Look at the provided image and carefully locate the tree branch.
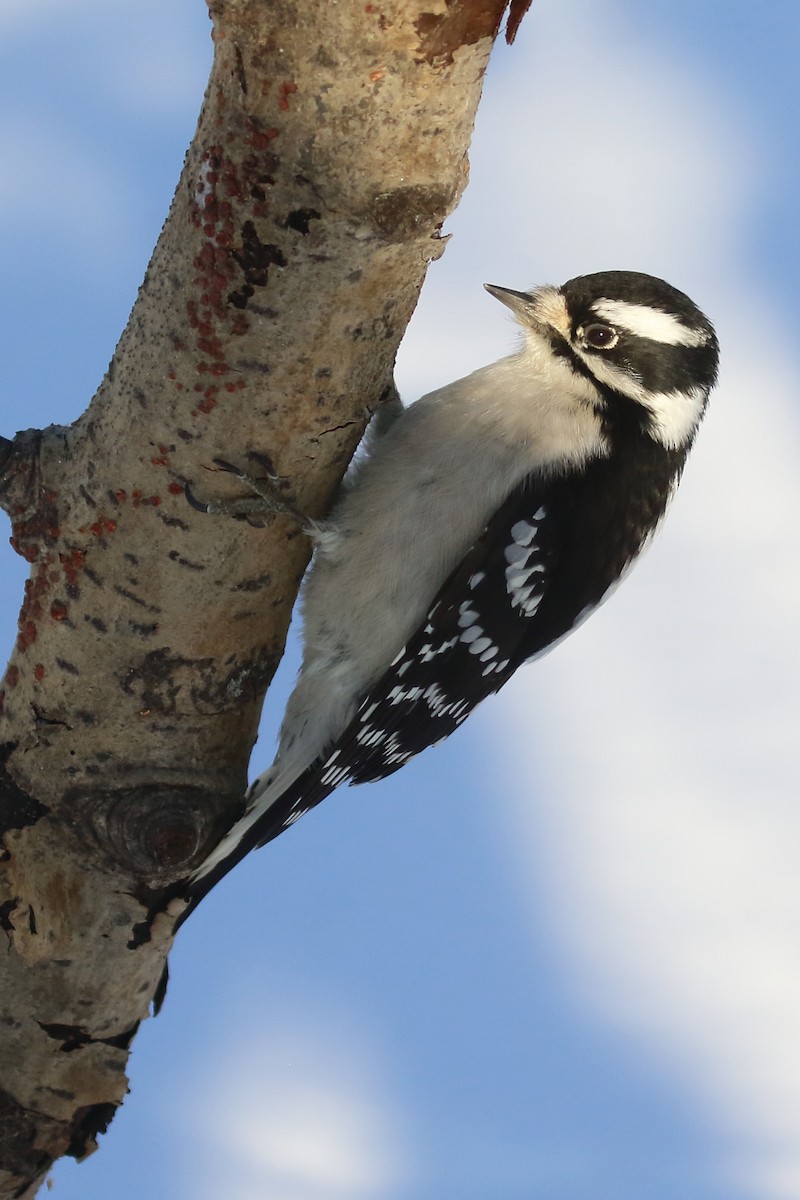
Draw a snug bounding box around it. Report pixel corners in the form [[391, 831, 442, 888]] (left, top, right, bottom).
[[0, 0, 525, 1193]]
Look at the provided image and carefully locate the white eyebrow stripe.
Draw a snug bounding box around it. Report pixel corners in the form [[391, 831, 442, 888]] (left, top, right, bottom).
[[592, 299, 709, 347]]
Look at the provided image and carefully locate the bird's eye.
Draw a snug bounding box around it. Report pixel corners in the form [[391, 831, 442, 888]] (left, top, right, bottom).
[[580, 322, 618, 350]]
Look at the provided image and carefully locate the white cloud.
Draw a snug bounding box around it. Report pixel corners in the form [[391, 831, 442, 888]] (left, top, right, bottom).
[[399, 0, 759, 399], [397, 0, 800, 1196], [186, 1017, 410, 1200]]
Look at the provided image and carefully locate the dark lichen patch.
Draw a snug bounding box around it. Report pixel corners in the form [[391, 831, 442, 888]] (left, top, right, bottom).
[[283, 207, 321, 235], [0, 751, 48, 838], [229, 221, 287, 308], [66, 1101, 118, 1161], [370, 184, 454, 242]]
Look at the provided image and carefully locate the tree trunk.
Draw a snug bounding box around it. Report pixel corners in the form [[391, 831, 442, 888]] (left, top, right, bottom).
[[0, 0, 526, 1193]]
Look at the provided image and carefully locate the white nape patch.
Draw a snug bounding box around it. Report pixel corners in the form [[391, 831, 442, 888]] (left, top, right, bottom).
[[645, 386, 709, 447], [576, 350, 708, 448], [593, 299, 709, 347]]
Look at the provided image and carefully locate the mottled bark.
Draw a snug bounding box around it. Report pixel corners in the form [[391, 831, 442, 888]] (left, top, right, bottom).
[[0, 0, 524, 1193]]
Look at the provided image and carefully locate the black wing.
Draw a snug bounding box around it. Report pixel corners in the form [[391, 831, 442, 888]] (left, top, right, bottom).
[[255, 437, 683, 822], [246, 468, 604, 841], [179, 446, 682, 916]]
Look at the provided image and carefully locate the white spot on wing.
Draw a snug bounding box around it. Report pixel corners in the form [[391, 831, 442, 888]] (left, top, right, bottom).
[[504, 543, 530, 565], [511, 520, 537, 546]]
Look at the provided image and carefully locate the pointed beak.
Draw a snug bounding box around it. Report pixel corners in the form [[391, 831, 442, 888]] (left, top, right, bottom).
[[484, 283, 535, 319], [484, 282, 569, 339]]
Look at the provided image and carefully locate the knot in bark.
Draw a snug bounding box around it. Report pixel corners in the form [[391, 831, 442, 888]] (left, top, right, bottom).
[[81, 784, 228, 880]]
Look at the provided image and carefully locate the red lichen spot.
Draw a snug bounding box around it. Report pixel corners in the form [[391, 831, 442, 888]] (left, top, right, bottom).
[[278, 81, 297, 110], [209, 362, 230, 377], [34, 664, 45, 682], [370, 68, 386, 82], [115, 490, 128, 502], [104, 519, 117, 533], [11, 542, 39, 564], [198, 337, 223, 358], [151, 456, 169, 467], [17, 620, 37, 653], [50, 601, 68, 621], [6, 666, 19, 689], [60, 548, 85, 587], [168, 481, 184, 496], [149, 496, 162, 506], [197, 396, 217, 414], [231, 314, 250, 336], [251, 128, 279, 150], [222, 172, 243, 199]]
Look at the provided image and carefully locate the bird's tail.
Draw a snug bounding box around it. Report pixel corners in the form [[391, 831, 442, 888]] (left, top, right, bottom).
[[173, 756, 339, 927]]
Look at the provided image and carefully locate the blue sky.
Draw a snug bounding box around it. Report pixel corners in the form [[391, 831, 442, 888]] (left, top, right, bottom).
[[2, 2, 799, 1197]]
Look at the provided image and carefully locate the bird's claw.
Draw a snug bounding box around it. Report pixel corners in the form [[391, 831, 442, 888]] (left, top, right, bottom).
[[184, 452, 312, 532], [184, 481, 211, 514]]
